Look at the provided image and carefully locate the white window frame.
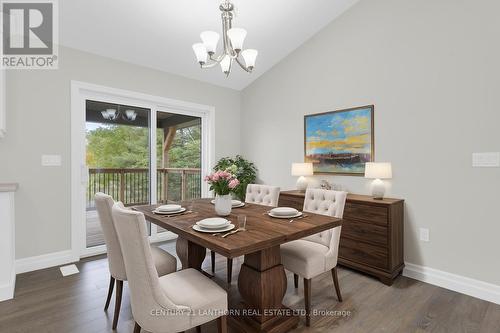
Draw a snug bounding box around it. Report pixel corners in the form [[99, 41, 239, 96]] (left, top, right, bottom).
[[70, 81, 215, 258], [0, 70, 6, 138]]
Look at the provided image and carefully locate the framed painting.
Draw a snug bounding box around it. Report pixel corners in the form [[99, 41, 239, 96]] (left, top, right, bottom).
[[304, 105, 374, 175]]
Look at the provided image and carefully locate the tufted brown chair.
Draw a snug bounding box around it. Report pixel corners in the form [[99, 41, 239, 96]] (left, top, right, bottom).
[[210, 184, 280, 284], [280, 188, 347, 326]]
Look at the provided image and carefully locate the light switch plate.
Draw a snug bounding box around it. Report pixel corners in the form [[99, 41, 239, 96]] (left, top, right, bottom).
[[420, 228, 430, 242], [472, 152, 500, 167], [41, 154, 62, 166]]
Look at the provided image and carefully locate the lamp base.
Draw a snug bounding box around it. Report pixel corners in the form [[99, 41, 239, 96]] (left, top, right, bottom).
[[296, 176, 308, 191], [371, 178, 386, 199]]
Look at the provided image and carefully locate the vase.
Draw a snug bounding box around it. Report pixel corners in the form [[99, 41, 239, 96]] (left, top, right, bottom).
[[214, 194, 232, 216]]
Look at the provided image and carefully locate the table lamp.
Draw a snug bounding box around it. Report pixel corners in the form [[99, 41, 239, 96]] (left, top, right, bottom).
[[291, 162, 313, 191], [364, 162, 392, 199]]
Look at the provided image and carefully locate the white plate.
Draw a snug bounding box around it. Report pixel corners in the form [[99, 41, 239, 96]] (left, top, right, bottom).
[[153, 207, 186, 215], [210, 199, 244, 207], [268, 211, 303, 219], [197, 217, 230, 229], [193, 224, 235, 233], [270, 207, 299, 216], [157, 204, 182, 212]]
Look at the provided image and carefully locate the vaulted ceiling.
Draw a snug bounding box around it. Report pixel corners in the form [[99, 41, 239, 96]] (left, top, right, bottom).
[[60, 0, 359, 90]]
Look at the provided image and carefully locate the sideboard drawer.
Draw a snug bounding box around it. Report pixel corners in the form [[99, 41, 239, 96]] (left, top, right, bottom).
[[342, 218, 388, 247], [344, 202, 388, 225], [339, 237, 388, 270], [278, 196, 303, 211]]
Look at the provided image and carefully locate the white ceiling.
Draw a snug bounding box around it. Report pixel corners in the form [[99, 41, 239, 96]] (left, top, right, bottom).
[[60, 0, 359, 91]]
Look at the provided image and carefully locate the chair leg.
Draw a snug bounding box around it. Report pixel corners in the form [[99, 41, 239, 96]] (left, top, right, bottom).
[[104, 276, 115, 311], [211, 251, 216, 273], [112, 280, 123, 330], [227, 258, 233, 284], [217, 315, 227, 333], [331, 267, 343, 302], [294, 274, 299, 288], [133, 322, 141, 333], [304, 278, 311, 327]]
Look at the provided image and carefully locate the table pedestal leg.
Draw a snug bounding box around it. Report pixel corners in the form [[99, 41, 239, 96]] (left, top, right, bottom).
[[175, 237, 206, 270], [230, 246, 299, 333]]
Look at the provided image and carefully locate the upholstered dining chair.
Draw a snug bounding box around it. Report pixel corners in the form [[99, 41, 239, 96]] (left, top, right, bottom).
[[111, 203, 228, 333], [210, 184, 280, 284], [280, 188, 347, 326], [94, 193, 178, 330]]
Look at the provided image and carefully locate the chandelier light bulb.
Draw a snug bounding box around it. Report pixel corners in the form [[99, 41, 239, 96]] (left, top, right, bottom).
[[101, 109, 117, 120], [241, 49, 258, 70], [200, 31, 220, 55], [220, 55, 231, 74], [125, 110, 137, 121], [192, 43, 208, 64], [227, 28, 247, 52]]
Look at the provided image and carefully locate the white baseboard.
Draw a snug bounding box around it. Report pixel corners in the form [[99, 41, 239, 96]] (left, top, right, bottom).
[[0, 270, 16, 302], [403, 262, 500, 305], [15, 250, 79, 275]]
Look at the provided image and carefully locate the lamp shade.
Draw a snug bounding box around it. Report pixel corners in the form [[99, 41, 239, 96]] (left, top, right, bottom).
[[200, 31, 219, 54], [364, 162, 392, 179], [291, 163, 314, 176], [227, 28, 247, 51], [192, 43, 208, 64], [220, 55, 231, 73], [241, 49, 258, 69]]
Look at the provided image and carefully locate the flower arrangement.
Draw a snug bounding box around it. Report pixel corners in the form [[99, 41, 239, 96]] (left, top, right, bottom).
[[204, 170, 240, 196], [214, 155, 257, 201]]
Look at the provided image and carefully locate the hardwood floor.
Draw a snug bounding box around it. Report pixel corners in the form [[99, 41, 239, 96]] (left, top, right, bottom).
[[0, 241, 498, 333]]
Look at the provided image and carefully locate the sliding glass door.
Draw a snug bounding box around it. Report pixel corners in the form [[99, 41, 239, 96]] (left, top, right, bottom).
[[85, 100, 151, 248], [83, 102, 203, 248], [155, 111, 202, 233]]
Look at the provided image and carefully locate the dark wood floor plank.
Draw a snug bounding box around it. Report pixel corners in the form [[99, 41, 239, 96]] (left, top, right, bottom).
[[0, 240, 498, 333]]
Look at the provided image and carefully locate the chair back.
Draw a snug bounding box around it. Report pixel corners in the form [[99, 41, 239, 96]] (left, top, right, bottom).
[[111, 203, 187, 332], [94, 192, 127, 280], [302, 188, 347, 251], [245, 184, 280, 207]]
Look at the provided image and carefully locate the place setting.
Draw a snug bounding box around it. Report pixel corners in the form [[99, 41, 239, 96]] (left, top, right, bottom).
[[152, 203, 194, 217], [266, 207, 308, 222], [193, 214, 247, 238]]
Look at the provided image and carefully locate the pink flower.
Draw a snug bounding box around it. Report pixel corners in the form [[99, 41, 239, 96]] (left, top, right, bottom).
[[204, 175, 212, 182], [228, 178, 240, 189], [212, 173, 220, 181]]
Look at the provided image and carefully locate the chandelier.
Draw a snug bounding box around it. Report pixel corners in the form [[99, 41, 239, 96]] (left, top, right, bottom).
[[192, 0, 258, 77], [101, 108, 137, 121]]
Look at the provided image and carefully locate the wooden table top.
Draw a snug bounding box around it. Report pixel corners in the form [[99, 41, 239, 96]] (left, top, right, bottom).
[[134, 198, 342, 258]]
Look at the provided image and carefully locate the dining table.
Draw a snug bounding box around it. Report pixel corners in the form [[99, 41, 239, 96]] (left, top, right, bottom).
[[134, 198, 342, 333]]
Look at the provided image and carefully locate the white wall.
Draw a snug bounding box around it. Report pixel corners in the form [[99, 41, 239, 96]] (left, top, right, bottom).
[[241, 0, 500, 285], [0, 46, 241, 259]]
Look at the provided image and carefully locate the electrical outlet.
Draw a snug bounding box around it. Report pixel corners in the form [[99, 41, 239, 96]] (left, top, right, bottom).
[[420, 228, 430, 242]]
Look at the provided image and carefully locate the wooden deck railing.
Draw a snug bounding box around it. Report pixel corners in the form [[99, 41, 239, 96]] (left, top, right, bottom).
[[86, 168, 201, 210]]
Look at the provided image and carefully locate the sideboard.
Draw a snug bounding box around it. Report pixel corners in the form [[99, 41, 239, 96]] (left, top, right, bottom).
[[279, 190, 404, 285]]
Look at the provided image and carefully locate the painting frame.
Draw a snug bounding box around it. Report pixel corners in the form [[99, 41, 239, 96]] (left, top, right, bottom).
[[304, 105, 375, 176]]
